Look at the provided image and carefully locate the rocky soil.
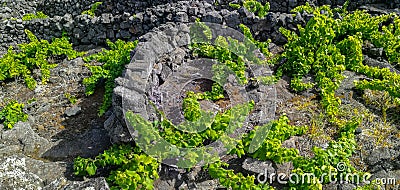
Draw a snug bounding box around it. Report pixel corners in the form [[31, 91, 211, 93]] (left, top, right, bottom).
[[0, 0, 399, 189]]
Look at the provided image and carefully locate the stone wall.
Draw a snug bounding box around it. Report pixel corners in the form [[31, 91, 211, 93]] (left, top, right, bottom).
[[0, 0, 398, 53], [0, 0, 40, 20]]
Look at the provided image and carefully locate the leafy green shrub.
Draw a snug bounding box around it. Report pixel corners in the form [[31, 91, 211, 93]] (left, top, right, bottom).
[[191, 38, 248, 84], [243, 0, 270, 18], [190, 22, 271, 85], [81, 2, 103, 17], [182, 91, 203, 122], [290, 118, 361, 189], [229, 3, 241, 9], [83, 39, 138, 116], [74, 144, 159, 190], [355, 180, 383, 190], [182, 82, 225, 122], [231, 114, 308, 162], [207, 161, 274, 190], [207, 115, 305, 190], [64, 92, 77, 105], [160, 101, 254, 148], [22, 11, 48, 21], [0, 30, 83, 90], [0, 100, 28, 129]]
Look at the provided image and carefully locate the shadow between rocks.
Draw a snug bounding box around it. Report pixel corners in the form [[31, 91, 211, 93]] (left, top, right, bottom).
[[41, 86, 112, 179]]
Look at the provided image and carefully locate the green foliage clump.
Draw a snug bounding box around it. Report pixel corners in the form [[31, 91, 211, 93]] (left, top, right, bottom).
[[83, 39, 138, 116], [74, 144, 159, 190], [190, 23, 271, 85], [182, 91, 203, 122], [290, 118, 361, 189], [0, 30, 83, 90], [231, 114, 308, 162], [0, 100, 28, 129], [191, 36, 248, 84], [229, 3, 241, 9], [363, 15, 400, 64], [207, 115, 305, 190], [22, 11, 48, 21], [276, 3, 400, 120], [122, 93, 254, 167], [160, 101, 254, 148], [73, 99, 252, 189], [64, 92, 77, 105], [243, 0, 270, 18], [354, 63, 400, 103], [81, 2, 103, 17], [182, 82, 225, 122]]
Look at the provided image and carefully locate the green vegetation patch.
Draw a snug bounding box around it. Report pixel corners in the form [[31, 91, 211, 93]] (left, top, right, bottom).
[[83, 39, 138, 116], [190, 21, 272, 85], [229, 3, 241, 9], [243, 0, 270, 18], [74, 144, 159, 190], [182, 83, 224, 122], [207, 160, 274, 190], [228, 0, 271, 18], [0, 100, 28, 129], [64, 92, 77, 105], [0, 30, 83, 90], [81, 2, 103, 17], [22, 11, 48, 21]]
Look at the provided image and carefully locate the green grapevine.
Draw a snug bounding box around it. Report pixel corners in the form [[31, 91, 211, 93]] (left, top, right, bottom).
[[83, 39, 138, 116], [0, 100, 28, 129], [0, 30, 83, 90], [74, 144, 159, 190], [22, 11, 48, 21]]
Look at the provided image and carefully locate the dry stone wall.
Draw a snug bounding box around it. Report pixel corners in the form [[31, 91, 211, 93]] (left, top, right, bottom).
[[0, 0, 398, 53]]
